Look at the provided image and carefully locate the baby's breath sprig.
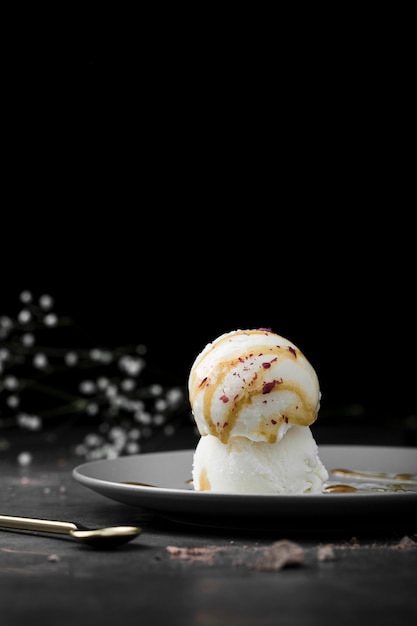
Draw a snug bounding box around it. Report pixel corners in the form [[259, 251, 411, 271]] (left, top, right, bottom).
[[0, 291, 186, 461]]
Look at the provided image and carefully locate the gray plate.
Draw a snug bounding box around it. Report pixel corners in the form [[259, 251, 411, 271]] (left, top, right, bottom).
[[73, 446, 417, 531]]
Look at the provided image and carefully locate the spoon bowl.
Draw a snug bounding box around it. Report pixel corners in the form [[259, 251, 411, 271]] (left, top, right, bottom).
[[0, 514, 142, 548], [70, 525, 142, 548]]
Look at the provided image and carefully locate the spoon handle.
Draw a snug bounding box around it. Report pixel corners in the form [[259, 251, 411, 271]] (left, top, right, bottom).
[[0, 514, 78, 535]]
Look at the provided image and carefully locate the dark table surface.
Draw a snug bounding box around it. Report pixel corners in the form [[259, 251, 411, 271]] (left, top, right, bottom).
[[1, 424, 416, 626]]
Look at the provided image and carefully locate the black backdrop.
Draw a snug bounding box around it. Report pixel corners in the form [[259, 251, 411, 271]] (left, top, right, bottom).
[[2, 23, 415, 430], [3, 227, 415, 426]]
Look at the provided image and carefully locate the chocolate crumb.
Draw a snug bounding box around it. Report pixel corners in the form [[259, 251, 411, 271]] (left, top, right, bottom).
[[166, 545, 224, 564], [318, 544, 336, 561], [394, 536, 417, 550], [252, 539, 304, 571]]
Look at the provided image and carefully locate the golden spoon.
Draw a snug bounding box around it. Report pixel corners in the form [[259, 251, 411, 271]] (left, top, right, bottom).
[[0, 514, 142, 548]]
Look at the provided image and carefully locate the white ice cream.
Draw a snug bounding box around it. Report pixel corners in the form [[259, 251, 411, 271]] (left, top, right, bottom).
[[192, 426, 328, 494], [189, 328, 328, 494]]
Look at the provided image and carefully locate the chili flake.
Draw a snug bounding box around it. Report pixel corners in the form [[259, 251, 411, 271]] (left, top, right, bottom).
[[262, 381, 276, 394]]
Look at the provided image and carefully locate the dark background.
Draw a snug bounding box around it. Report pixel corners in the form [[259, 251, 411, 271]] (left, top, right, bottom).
[[2, 15, 415, 436]]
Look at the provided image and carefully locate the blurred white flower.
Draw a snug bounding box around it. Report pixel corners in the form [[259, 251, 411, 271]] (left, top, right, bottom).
[[19, 291, 33, 304], [0, 291, 187, 461], [43, 313, 58, 327], [39, 294, 54, 310], [22, 333, 35, 347], [18, 309, 32, 324], [17, 451, 32, 466], [65, 351, 78, 366], [33, 353, 48, 369]]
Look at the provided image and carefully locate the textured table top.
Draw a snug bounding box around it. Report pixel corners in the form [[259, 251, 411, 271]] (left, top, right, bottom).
[[1, 426, 416, 626]]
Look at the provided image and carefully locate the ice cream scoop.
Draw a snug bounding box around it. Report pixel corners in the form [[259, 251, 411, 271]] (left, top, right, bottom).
[[189, 328, 328, 494], [189, 328, 321, 445], [192, 427, 328, 494]]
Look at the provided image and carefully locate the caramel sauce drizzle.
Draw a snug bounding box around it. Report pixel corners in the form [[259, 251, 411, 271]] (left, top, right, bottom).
[[331, 468, 417, 482], [123, 470, 417, 494], [121, 466, 416, 495], [190, 339, 318, 444], [323, 484, 358, 493], [323, 468, 417, 493]]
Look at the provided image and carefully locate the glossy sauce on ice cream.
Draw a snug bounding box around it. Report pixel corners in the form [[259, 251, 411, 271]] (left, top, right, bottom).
[[189, 329, 321, 444]]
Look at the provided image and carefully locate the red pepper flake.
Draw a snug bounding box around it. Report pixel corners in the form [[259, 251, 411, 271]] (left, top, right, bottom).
[[258, 328, 272, 333], [262, 381, 276, 394], [288, 346, 297, 358], [220, 394, 229, 403], [262, 362, 271, 369], [284, 416, 289, 423], [262, 377, 284, 393], [222, 422, 228, 429], [199, 377, 208, 388], [271, 419, 277, 425]]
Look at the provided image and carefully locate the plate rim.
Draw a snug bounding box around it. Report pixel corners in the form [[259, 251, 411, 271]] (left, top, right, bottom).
[[72, 445, 417, 530], [72, 444, 417, 501]]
